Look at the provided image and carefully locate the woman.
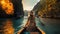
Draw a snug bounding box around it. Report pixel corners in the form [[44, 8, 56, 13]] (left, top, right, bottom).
[[25, 11, 36, 32]]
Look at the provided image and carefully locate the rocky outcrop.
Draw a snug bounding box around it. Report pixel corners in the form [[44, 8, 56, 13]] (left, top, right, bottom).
[[33, 0, 60, 18], [11, 0, 24, 18]]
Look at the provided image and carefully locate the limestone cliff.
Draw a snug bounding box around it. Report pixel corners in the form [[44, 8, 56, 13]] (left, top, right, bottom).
[[33, 0, 60, 18]]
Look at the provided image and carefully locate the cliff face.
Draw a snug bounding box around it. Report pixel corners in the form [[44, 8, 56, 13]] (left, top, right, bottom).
[[33, 0, 60, 18], [0, 0, 24, 18], [11, 0, 24, 17]]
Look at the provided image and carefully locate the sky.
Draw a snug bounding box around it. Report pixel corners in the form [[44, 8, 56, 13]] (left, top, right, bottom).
[[22, 0, 40, 11]]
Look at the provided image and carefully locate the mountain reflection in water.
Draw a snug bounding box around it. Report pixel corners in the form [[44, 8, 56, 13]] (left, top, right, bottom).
[[0, 17, 25, 34]]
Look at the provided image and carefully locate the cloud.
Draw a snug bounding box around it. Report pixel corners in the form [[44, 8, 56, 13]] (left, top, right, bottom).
[[22, 0, 40, 10]]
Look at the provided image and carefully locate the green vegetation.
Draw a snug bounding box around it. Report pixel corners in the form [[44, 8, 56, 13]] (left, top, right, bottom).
[[33, 0, 60, 18]]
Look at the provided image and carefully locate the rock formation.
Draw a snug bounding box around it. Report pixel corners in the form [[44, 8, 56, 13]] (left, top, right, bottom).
[[33, 0, 60, 18]]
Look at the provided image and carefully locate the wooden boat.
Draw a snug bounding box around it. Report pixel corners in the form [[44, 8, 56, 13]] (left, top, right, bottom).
[[17, 27, 45, 34], [17, 11, 45, 34]]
